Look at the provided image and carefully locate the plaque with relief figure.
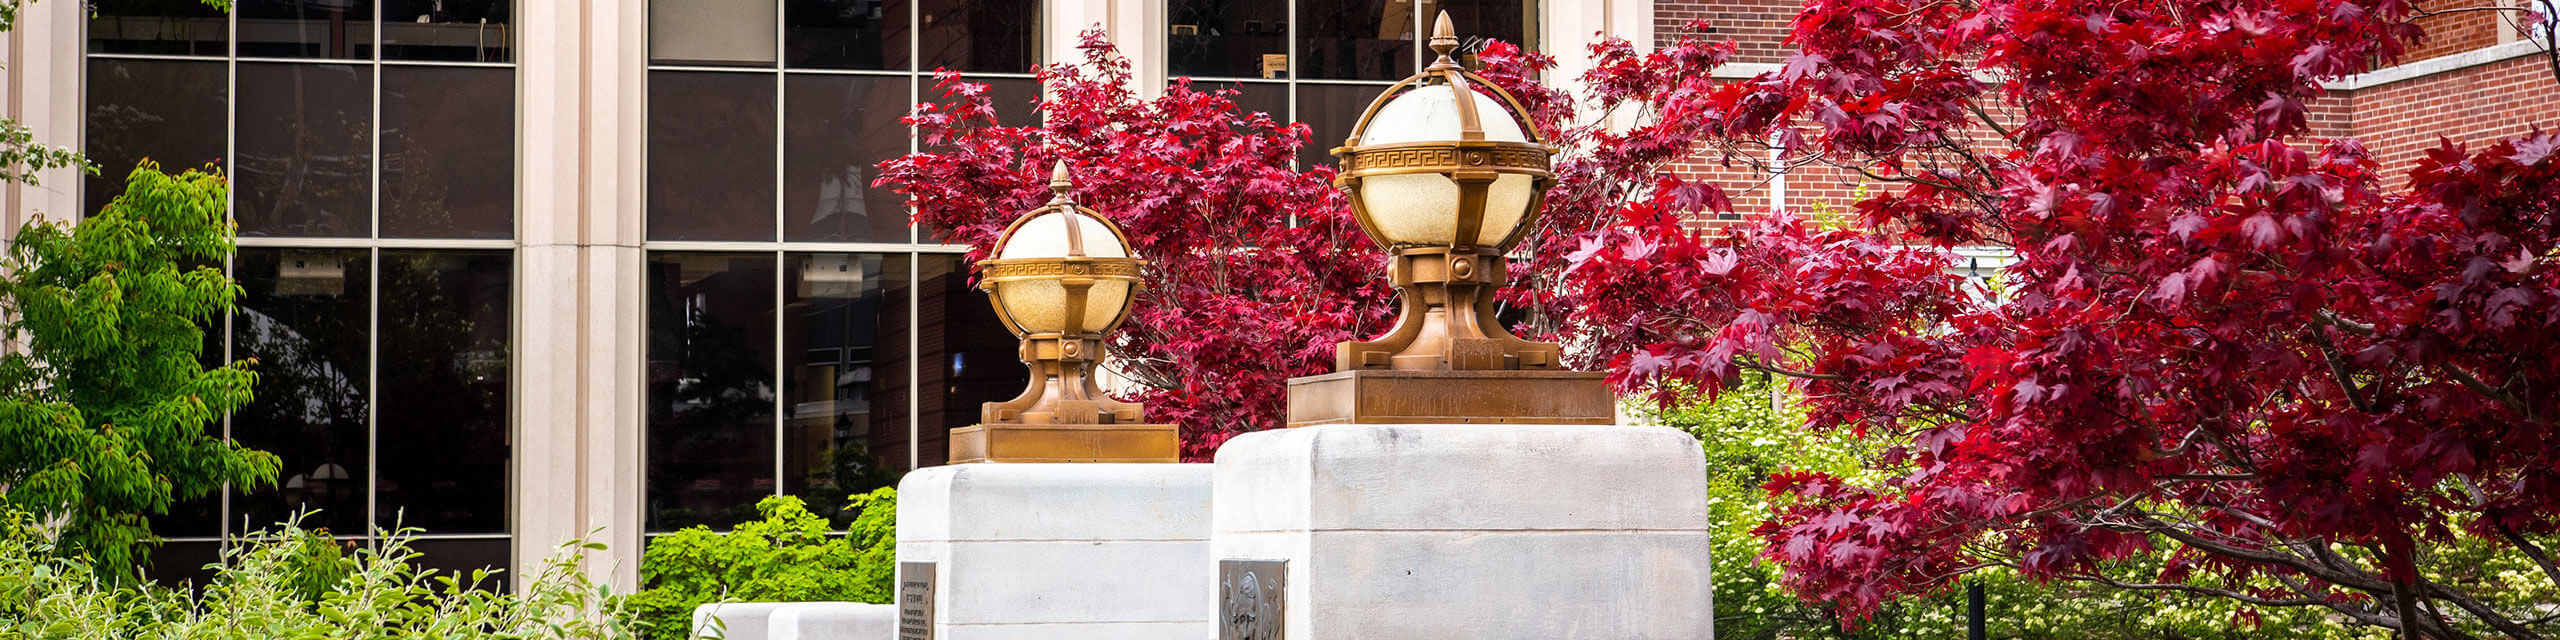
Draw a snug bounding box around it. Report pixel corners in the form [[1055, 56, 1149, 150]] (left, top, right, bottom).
[[1219, 560, 1286, 640]]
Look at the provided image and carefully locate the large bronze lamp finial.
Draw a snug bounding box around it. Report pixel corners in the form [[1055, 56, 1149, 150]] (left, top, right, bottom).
[[1287, 12, 1613, 426], [949, 161, 1177, 463]]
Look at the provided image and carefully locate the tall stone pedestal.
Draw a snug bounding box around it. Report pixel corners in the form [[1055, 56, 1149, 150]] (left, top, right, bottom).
[[1211, 424, 1715, 640], [895, 463, 1215, 639]]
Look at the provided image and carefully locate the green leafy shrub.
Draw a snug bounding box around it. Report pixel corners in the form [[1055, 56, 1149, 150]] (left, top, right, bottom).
[[1651, 376, 2389, 639], [0, 162, 279, 578], [0, 509, 637, 639], [626, 489, 897, 639]]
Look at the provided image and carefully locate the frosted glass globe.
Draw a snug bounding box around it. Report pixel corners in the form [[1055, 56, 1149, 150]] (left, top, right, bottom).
[[1355, 84, 1536, 248], [993, 211, 1133, 334]]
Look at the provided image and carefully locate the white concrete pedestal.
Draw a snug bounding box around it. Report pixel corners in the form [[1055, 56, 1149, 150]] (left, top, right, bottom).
[[895, 463, 1215, 639], [1212, 424, 1716, 640]]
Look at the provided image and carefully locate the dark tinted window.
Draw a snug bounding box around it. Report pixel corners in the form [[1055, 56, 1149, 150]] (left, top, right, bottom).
[[382, 0, 514, 61], [375, 251, 512, 534], [1297, 0, 1415, 80], [236, 63, 375, 238], [784, 75, 913, 243], [787, 0, 906, 70], [783, 253, 906, 523], [237, 0, 377, 59], [89, 0, 228, 55], [915, 0, 1038, 73], [647, 72, 779, 241], [381, 66, 516, 239], [646, 253, 779, 531], [231, 248, 374, 536], [1166, 0, 1290, 79], [85, 59, 228, 215]]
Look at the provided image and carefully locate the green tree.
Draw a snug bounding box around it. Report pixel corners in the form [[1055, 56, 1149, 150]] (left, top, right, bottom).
[[625, 490, 898, 639], [0, 162, 278, 577]]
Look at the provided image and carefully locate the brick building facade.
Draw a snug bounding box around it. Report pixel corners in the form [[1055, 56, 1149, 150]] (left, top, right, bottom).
[[1653, 0, 2558, 234]]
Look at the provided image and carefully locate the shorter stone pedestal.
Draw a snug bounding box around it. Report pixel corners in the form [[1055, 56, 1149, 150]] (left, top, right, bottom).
[[896, 463, 1215, 639], [1212, 424, 1715, 640]]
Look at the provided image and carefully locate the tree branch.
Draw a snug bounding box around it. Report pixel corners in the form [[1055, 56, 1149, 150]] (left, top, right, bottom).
[[2494, 521, 2560, 590]]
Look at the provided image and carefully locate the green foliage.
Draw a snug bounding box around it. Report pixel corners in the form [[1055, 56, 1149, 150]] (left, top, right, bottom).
[[0, 162, 279, 578], [1650, 376, 2393, 639], [625, 490, 898, 639], [0, 508, 638, 639]]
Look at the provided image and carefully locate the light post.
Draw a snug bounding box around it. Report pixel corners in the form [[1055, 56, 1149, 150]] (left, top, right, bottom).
[[1285, 12, 1611, 426], [947, 161, 1175, 463]]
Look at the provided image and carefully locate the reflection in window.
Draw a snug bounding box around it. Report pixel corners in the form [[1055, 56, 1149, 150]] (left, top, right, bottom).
[[236, 63, 375, 238], [648, 72, 779, 242], [89, 0, 229, 55], [382, 67, 517, 239], [646, 254, 780, 531], [916, 0, 1040, 73], [1167, 0, 1291, 79], [784, 253, 904, 525], [1296, 83, 1382, 167], [237, 0, 377, 59], [85, 59, 228, 215], [787, 0, 906, 70], [381, 0, 515, 62], [650, 0, 780, 66], [915, 254, 1029, 458], [232, 249, 373, 536], [1297, 0, 1415, 81], [375, 251, 512, 534], [784, 75, 913, 243]]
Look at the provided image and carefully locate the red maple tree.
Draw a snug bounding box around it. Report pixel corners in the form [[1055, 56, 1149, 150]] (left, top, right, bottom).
[[1554, 2, 2560, 637]]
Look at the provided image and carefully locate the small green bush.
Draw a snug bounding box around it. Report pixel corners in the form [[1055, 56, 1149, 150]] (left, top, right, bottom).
[[0, 509, 637, 639], [625, 489, 897, 639]]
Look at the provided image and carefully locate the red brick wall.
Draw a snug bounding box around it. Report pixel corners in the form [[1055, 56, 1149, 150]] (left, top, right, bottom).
[[1647, 0, 2551, 236], [1656, 0, 1801, 64], [2347, 54, 2560, 182], [2407, 0, 2513, 62]]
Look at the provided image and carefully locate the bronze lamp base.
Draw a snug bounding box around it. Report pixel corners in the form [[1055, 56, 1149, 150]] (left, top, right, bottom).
[[947, 422, 1180, 463], [1284, 369, 1614, 428]]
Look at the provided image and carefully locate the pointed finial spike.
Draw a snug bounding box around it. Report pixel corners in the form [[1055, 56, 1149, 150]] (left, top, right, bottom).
[[1048, 160, 1074, 202], [1428, 11, 1461, 65]]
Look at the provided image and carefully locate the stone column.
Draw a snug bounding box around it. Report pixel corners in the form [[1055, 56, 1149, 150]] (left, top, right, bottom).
[[896, 463, 1217, 639], [0, 0, 87, 232], [1211, 424, 1716, 639], [511, 0, 652, 591]]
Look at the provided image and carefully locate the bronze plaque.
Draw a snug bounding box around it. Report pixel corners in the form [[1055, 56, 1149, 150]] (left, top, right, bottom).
[[897, 562, 936, 640], [1219, 560, 1286, 640]]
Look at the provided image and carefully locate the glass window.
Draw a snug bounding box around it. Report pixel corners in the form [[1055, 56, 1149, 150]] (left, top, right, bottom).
[[89, 0, 229, 55], [650, 0, 779, 66], [85, 59, 228, 215], [1167, 0, 1290, 79], [914, 254, 1027, 458], [784, 75, 913, 243], [787, 0, 907, 70], [648, 72, 779, 242], [646, 253, 780, 531], [915, 0, 1039, 73], [236, 63, 375, 238], [231, 248, 374, 536], [237, 0, 378, 59], [147, 541, 226, 587], [783, 253, 905, 521], [1297, 0, 1415, 81], [408, 538, 512, 591], [375, 251, 512, 534], [381, 0, 515, 62], [382, 67, 516, 239], [1296, 82, 1379, 167]]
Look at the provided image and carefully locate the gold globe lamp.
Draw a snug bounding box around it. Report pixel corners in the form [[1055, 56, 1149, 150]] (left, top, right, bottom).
[[948, 162, 1176, 463], [1285, 12, 1613, 427]]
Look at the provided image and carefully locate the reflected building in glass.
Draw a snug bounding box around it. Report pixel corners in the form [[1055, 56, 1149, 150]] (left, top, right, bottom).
[[38, 0, 1581, 589]]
